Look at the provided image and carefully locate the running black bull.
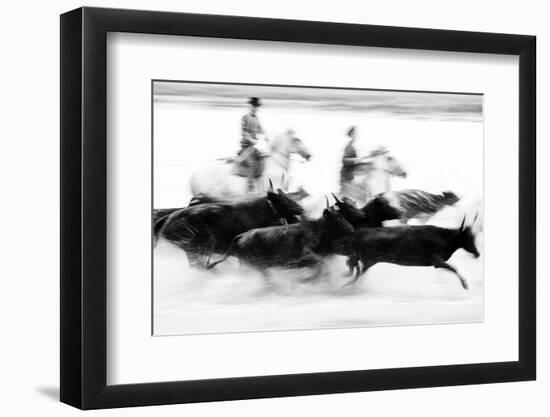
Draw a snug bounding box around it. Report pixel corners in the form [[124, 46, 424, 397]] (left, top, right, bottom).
[[346, 217, 480, 290], [331, 193, 402, 275], [154, 187, 304, 268], [207, 206, 355, 282]]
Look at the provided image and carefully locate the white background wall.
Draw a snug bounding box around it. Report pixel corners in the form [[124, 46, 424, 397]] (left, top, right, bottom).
[[0, 0, 545, 415]]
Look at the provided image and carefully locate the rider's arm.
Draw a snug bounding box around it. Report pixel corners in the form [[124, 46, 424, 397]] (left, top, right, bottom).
[[342, 145, 363, 166], [342, 157, 359, 166]]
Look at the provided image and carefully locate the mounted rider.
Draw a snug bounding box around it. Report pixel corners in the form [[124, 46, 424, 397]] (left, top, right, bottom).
[[235, 97, 269, 192], [339, 126, 365, 199], [339, 126, 387, 202]]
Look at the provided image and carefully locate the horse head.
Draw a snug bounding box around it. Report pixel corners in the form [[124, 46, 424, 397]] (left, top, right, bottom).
[[274, 129, 311, 161], [368, 148, 407, 179], [383, 154, 407, 178]]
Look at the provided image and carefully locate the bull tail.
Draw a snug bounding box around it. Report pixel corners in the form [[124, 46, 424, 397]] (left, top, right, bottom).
[[152, 205, 192, 249], [152, 215, 170, 247]]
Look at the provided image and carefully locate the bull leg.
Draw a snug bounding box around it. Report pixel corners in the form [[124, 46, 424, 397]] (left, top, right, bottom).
[[259, 268, 279, 293], [301, 261, 324, 283], [296, 253, 324, 283], [202, 242, 218, 268], [434, 259, 469, 290], [343, 259, 374, 287], [343, 254, 359, 277]]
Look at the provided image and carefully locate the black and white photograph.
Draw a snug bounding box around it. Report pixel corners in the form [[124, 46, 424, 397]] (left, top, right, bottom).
[[0, 0, 542, 413], [152, 81, 484, 336]]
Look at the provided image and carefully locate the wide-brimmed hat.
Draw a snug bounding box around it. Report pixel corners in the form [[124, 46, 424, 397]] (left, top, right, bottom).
[[248, 97, 261, 107]]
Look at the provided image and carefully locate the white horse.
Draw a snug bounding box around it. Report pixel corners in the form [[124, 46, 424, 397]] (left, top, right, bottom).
[[341, 149, 407, 205], [189, 130, 312, 199]]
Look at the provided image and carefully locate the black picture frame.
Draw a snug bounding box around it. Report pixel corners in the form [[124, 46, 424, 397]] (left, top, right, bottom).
[[60, 6, 536, 410]]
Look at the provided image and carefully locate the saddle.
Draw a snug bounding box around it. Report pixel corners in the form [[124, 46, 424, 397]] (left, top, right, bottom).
[[231, 145, 265, 178]]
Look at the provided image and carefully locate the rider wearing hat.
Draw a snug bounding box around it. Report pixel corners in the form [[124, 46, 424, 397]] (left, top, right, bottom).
[[238, 97, 267, 192], [339, 126, 363, 192], [339, 126, 377, 200]]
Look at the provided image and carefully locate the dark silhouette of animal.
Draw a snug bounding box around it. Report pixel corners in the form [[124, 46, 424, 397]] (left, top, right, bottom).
[[207, 202, 354, 282], [153, 195, 231, 224], [331, 193, 402, 276], [379, 189, 460, 224], [153, 196, 236, 227], [346, 217, 480, 289], [332, 193, 402, 228], [154, 184, 304, 268], [154, 188, 311, 224], [189, 188, 311, 207]]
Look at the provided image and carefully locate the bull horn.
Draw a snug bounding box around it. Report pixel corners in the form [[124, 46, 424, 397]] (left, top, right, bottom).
[[268, 178, 274, 192], [473, 210, 479, 223], [459, 215, 466, 231], [331, 193, 342, 204], [324, 195, 330, 209]]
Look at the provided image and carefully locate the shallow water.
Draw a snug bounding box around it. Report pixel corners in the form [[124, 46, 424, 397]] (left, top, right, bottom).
[[153, 223, 484, 336]]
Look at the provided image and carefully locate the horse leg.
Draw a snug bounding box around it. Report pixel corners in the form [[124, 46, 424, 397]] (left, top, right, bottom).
[[433, 258, 469, 290]]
